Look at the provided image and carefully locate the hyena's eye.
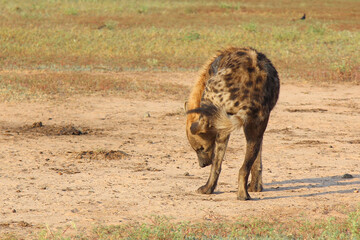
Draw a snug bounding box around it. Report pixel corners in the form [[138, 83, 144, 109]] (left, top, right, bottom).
[[196, 146, 204, 152]]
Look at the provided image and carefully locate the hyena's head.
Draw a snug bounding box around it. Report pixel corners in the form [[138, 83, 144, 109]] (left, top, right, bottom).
[[185, 104, 218, 168]]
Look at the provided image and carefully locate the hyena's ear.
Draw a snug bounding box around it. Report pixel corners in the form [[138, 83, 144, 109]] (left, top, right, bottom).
[[190, 122, 204, 135], [190, 117, 208, 135], [184, 101, 188, 112]]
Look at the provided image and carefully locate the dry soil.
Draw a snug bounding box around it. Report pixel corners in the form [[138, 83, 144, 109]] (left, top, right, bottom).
[[0, 73, 359, 238]]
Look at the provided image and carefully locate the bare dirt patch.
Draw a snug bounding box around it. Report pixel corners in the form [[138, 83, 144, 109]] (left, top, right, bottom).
[[23, 122, 89, 136], [0, 73, 359, 238], [285, 108, 328, 113], [74, 150, 130, 160], [2, 122, 100, 137]]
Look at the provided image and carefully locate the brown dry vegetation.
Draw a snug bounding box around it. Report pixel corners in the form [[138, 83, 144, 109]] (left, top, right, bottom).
[[0, 70, 190, 101]]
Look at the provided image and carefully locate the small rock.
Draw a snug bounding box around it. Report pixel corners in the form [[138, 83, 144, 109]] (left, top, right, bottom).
[[12, 209, 16, 213], [144, 112, 151, 118], [59, 126, 83, 135], [71, 208, 79, 213], [31, 122, 43, 128], [342, 173, 353, 179], [354, 190, 359, 193], [18, 221, 32, 227], [184, 172, 190, 176]]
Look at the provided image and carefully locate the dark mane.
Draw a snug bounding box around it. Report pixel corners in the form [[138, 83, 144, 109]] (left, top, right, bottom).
[[186, 103, 218, 117]]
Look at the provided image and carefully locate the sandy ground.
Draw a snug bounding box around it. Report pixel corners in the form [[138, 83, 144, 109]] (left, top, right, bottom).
[[0, 73, 359, 238]]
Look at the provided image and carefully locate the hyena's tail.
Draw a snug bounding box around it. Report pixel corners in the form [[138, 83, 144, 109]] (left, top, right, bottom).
[[212, 106, 246, 135]]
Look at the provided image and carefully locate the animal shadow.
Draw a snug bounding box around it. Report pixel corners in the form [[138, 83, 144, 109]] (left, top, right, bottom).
[[262, 175, 359, 200]]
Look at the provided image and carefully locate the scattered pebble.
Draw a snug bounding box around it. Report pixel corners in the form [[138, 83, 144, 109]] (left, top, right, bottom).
[[18, 221, 32, 227], [342, 173, 353, 179], [184, 172, 190, 176], [71, 208, 79, 213], [31, 122, 43, 128], [12, 209, 16, 213], [354, 190, 359, 193]]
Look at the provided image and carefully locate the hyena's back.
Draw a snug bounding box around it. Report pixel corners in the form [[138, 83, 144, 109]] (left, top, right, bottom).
[[202, 47, 280, 122]]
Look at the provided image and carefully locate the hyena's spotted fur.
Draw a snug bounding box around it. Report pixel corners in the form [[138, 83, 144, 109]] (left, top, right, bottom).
[[185, 47, 280, 200]]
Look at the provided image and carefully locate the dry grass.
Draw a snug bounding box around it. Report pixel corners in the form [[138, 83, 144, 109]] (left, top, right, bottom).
[[0, 71, 189, 101]]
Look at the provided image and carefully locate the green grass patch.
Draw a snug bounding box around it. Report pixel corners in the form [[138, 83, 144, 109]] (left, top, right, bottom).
[[95, 209, 360, 239], [8, 208, 357, 239]]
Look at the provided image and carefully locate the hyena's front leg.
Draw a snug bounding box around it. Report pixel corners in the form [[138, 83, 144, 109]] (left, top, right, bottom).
[[197, 134, 230, 194]]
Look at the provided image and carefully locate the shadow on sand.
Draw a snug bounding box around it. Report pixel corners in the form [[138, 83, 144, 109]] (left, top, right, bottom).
[[259, 174, 360, 200]]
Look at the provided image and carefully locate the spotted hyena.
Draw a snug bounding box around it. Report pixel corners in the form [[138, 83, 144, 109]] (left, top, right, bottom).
[[185, 47, 280, 200]]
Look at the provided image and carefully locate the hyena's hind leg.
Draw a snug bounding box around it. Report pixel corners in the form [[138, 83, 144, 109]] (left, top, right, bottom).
[[237, 117, 269, 200], [248, 141, 263, 192]]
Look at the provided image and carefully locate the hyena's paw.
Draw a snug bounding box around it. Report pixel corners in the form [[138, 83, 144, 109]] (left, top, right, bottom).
[[237, 191, 251, 201], [247, 182, 263, 192], [196, 185, 214, 194]]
